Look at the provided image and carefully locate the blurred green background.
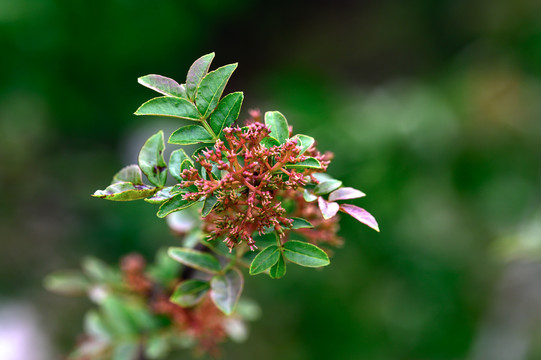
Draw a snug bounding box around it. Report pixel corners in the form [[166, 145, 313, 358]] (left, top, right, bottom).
[[2, 0, 541, 359]]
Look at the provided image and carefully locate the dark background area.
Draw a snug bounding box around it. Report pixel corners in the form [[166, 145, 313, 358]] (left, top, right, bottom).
[[2, 0, 541, 359]]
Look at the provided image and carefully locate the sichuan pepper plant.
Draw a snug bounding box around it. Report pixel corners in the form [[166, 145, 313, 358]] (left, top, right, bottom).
[[45, 53, 379, 359]]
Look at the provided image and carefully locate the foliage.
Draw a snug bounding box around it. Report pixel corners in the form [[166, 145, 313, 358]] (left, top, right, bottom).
[[46, 53, 378, 359]]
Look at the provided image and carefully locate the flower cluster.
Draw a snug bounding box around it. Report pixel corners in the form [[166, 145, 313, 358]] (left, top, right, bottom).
[[179, 118, 329, 250]]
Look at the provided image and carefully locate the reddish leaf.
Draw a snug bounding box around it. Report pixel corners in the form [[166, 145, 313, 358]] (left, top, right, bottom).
[[339, 204, 379, 232], [318, 197, 339, 219], [329, 187, 366, 201]]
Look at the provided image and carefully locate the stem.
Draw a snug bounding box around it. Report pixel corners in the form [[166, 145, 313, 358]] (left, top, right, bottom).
[[200, 118, 218, 140]]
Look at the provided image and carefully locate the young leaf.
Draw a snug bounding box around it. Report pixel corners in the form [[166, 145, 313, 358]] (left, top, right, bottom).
[[82, 257, 120, 284], [318, 197, 340, 219], [144, 186, 174, 204], [167, 247, 221, 274], [210, 268, 244, 315], [135, 96, 201, 121], [290, 217, 314, 229], [303, 189, 318, 202], [169, 124, 215, 145], [339, 204, 380, 232], [202, 194, 218, 217], [314, 180, 343, 196], [186, 52, 215, 100], [169, 148, 192, 182], [209, 92, 243, 136], [264, 111, 289, 144], [112, 165, 143, 185], [157, 193, 197, 218], [292, 134, 315, 154], [43, 270, 89, 296], [249, 245, 280, 275], [285, 157, 322, 169], [269, 253, 286, 279], [283, 240, 330, 267], [138, 74, 187, 98], [196, 63, 238, 118], [329, 187, 366, 201], [92, 182, 157, 201], [138, 131, 167, 187], [170, 279, 210, 307]]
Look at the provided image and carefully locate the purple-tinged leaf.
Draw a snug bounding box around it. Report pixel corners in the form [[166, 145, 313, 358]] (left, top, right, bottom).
[[112, 165, 143, 185], [303, 189, 318, 202], [186, 53, 215, 100], [138, 75, 187, 98], [318, 197, 339, 219], [329, 187, 366, 202], [339, 204, 379, 232]]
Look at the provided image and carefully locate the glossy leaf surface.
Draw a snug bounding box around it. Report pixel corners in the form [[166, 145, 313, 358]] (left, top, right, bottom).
[[167, 247, 221, 274], [170, 279, 210, 307], [209, 92, 243, 136], [135, 97, 201, 121], [157, 193, 197, 218], [196, 63, 237, 118], [202, 194, 218, 217], [264, 111, 289, 144], [314, 180, 343, 195], [329, 187, 366, 201], [339, 204, 380, 232], [269, 253, 286, 279], [318, 197, 340, 219], [138, 131, 167, 187], [169, 148, 192, 182], [290, 217, 314, 229], [210, 268, 244, 315], [169, 125, 215, 145], [186, 52, 215, 100], [249, 245, 280, 275], [283, 240, 330, 267], [112, 165, 143, 185], [138, 74, 186, 98], [92, 182, 157, 201], [285, 157, 321, 169]]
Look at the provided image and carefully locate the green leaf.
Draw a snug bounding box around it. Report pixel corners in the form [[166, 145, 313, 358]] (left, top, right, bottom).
[[260, 136, 280, 148], [102, 296, 139, 335], [284, 157, 322, 169], [112, 165, 143, 185], [249, 245, 280, 275], [314, 180, 343, 195], [138, 131, 167, 187], [209, 92, 243, 136], [329, 187, 366, 201], [318, 197, 340, 219], [196, 63, 238, 118], [192, 145, 212, 160], [135, 96, 201, 121], [290, 217, 314, 229], [84, 310, 112, 340], [138, 74, 187, 98], [112, 341, 138, 360], [186, 52, 215, 100], [264, 111, 289, 144], [169, 124, 215, 145], [82, 257, 121, 284], [339, 204, 380, 232], [303, 189, 318, 202], [148, 248, 182, 285], [157, 193, 197, 218], [92, 182, 157, 201], [202, 194, 219, 217], [167, 247, 221, 274], [169, 148, 192, 182], [210, 268, 244, 315], [144, 186, 174, 204], [269, 253, 286, 279], [292, 134, 315, 154], [43, 270, 89, 296], [283, 241, 330, 268], [170, 279, 210, 307]]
